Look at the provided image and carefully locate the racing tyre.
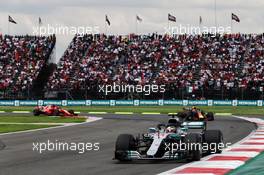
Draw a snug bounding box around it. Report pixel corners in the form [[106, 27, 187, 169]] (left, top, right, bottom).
[[204, 130, 223, 154], [53, 109, 60, 116], [115, 134, 137, 161], [186, 111, 195, 121], [185, 133, 202, 161], [68, 110, 75, 115], [33, 109, 41, 116], [206, 112, 214, 121], [177, 112, 186, 119]]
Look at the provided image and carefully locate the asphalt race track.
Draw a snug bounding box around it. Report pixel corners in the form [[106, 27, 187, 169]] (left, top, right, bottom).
[[0, 114, 256, 175]]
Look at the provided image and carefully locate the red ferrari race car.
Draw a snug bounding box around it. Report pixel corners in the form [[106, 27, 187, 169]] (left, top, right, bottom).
[[33, 105, 78, 117]]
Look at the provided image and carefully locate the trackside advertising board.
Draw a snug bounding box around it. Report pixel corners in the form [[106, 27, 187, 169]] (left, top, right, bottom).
[[0, 100, 263, 106]]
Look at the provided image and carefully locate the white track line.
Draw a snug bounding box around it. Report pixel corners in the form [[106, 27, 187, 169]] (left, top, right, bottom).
[[220, 151, 259, 157], [229, 144, 264, 149], [88, 112, 107, 114], [250, 135, 264, 138], [169, 174, 214, 175], [12, 111, 30, 113], [183, 160, 244, 169]]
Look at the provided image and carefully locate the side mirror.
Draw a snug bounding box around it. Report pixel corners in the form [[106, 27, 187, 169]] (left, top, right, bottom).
[[148, 127, 156, 133], [157, 123, 166, 130], [181, 128, 188, 132]]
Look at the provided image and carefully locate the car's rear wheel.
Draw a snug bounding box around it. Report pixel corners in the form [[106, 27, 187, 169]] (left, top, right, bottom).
[[115, 134, 137, 161], [206, 112, 214, 121], [177, 112, 186, 119], [185, 133, 202, 161], [204, 130, 223, 154], [53, 109, 60, 116], [186, 111, 194, 121], [68, 110, 75, 115], [33, 109, 41, 116]]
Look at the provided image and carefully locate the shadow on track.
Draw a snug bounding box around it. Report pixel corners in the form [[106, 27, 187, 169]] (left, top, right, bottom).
[[0, 139, 6, 150], [114, 159, 188, 164]]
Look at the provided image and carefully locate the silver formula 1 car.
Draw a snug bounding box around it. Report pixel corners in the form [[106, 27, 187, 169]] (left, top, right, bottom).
[[114, 115, 223, 161]]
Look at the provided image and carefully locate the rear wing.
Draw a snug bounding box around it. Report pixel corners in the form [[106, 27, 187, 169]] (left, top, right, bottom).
[[181, 121, 206, 130]]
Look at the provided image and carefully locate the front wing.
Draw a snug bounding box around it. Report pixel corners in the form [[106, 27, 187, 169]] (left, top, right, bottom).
[[115, 150, 189, 160]]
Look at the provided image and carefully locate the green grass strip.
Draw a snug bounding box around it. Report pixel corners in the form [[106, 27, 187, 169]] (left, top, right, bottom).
[[0, 106, 262, 115], [0, 106, 263, 115], [0, 116, 86, 123], [0, 124, 58, 133]]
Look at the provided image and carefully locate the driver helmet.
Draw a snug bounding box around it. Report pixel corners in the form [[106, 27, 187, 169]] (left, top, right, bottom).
[[192, 106, 197, 110], [166, 126, 176, 133]]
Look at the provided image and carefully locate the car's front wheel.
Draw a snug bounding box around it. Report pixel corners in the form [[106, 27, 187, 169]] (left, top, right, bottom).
[[68, 110, 75, 115], [33, 109, 41, 116], [206, 112, 214, 121], [115, 134, 137, 161], [185, 133, 202, 161]]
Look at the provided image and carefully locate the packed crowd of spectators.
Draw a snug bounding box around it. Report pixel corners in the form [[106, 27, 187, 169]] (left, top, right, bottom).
[[197, 34, 263, 91], [47, 34, 201, 91], [1, 32, 262, 99], [241, 34, 264, 90], [0, 35, 55, 97], [198, 34, 247, 90], [47, 33, 263, 99]]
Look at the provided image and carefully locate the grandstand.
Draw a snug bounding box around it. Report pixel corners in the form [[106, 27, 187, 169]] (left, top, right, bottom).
[[0, 34, 56, 99], [0, 33, 263, 100], [46, 33, 263, 100]]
